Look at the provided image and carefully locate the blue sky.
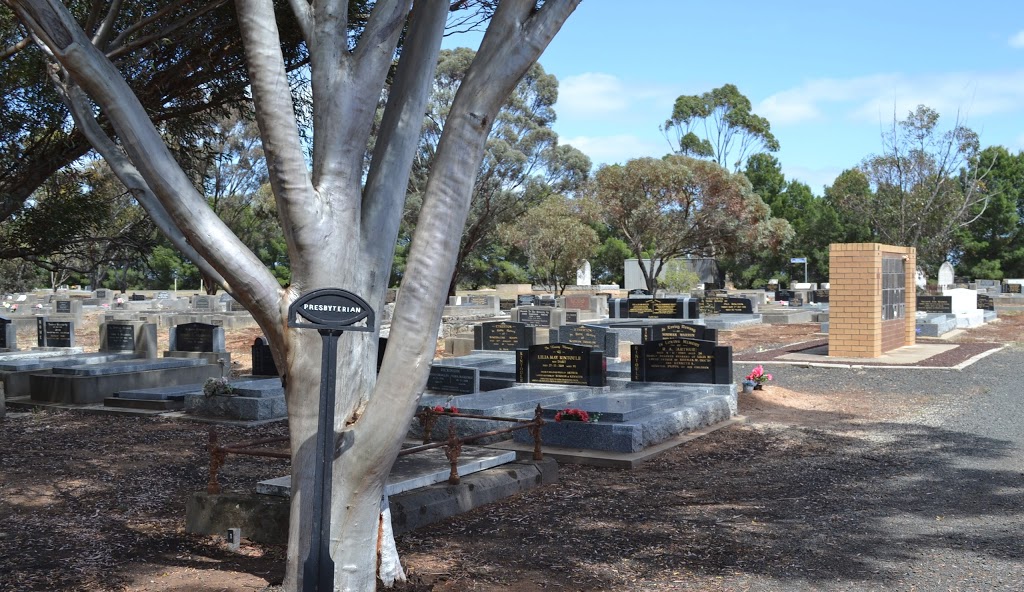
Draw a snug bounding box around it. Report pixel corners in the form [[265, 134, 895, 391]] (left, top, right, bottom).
[[448, 1, 1024, 194]]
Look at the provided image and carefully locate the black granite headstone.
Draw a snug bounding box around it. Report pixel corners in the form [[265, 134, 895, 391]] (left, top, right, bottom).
[[43, 321, 73, 348], [517, 307, 552, 327], [516, 294, 536, 307], [1002, 283, 1022, 294], [174, 322, 216, 352], [699, 296, 753, 315], [642, 322, 717, 343], [105, 324, 136, 351], [626, 298, 695, 319], [916, 295, 953, 314], [474, 321, 532, 351], [515, 342, 605, 387], [252, 336, 280, 376], [499, 299, 516, 311], [426, 365, 480, 394], [560, 324, 606, 351], [0, 315, 12, 349], [55, 300, 72, 314], [630, 338, 732, 385], [978, 294, 995, 311], [810, 289, 830, 303], [565, 310, 579, 323], [130, 293, 146, 301]]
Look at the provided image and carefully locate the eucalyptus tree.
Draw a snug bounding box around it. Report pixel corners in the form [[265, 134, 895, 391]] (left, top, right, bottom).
[[404, 47, 591, 294], [594, 155, 792, 293], [831, 105, 991, 271], [2, 1, 578, 590], [661, 83, 779, 171], [0, 0, 310, 224]]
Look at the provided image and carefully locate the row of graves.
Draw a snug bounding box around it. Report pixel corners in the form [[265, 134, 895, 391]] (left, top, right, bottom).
[[916, 289, 998, 337], [420, 314, 737, 455], [0, 317, 230, 409]]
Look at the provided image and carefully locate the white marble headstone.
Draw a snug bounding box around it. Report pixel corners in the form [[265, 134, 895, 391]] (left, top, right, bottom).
[[938, 262, 955, 288]]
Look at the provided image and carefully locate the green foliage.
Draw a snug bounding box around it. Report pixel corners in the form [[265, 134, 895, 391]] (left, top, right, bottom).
[[402, 48, 589, 294], [662, 84, 779, 171], [594, 154, 792, 292], [498, 195, 599, 295], [955, 146, 1024, 279], [662, 261, 701, 294], [591, 236, 631, 287], [830, 105, 988, 272]]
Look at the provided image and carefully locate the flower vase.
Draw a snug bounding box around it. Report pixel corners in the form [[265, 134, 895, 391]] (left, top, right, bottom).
[[741, 381, 756, 394], [753, 384, 764, 391]]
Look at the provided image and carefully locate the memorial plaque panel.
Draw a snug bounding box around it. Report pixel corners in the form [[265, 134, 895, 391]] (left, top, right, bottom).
[[563, 295, 591, 311], [499, 299, 515, 311], [978, 294, 995, 311], [105, 323, 136, 351], [426, 365, 480, 394], [1003, 283, 1022, 294], [631, 338, 732, 384], [916, 295, 953, 314], [565, 311, 579, 323], [810, 289, 830, 303], [517, 343, 604, 386], [627, 298, 690, 319], [55, 300, 72, 314], [535, 298, 557, 307], [474, 321, 531, 351], [642, 322, 717, 343], [561, 324, 606, 350]]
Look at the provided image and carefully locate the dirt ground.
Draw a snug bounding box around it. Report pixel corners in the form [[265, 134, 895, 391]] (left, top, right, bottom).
[[1, 313, 1021, 591]]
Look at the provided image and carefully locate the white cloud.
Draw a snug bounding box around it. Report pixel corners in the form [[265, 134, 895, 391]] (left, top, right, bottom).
[[1010, 30, 1024, 48], [559, 134, 669, 167], [556, 72, 677, 121], [758, 71, 1024, 127]]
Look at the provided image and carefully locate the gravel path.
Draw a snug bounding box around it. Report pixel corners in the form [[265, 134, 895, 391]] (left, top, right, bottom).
[[716, 348, 1024, 591]]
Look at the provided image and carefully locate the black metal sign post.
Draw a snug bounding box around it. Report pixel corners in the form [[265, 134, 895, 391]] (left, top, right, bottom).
[[288, 288, 375, 592]]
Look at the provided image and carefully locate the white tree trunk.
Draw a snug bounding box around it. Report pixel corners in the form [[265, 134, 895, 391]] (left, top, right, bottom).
[[4, 0, 581, 589]]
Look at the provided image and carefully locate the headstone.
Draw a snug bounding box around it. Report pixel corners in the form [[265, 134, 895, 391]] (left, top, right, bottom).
[[473, 321, 533, 352], [565, 311, 579, 323], [977, 294, 995, 311], [54, 299, 72, 314], [169, 322, 225, 352], [425, 365, 480, 394], [99, 321, 158, 358], [252, 336, 280, 376], [809, 289, 830, 304], [938, 262, 955, 288], [192, 295, 215, 311], [630, 338, 732, 385], [514, 306, 553, 327], [641, 322, 717, 344], [515, 294, 537, 307], [129, 293, 146, 301], [562, 294, 594, 312], [534, 296, 557, 307], [1002, 282, 1022, 294], [0, 315, 15, 350], [575, 260, 592, 286], [624, 298, 696, 319], [36, 317, 74, 348], [552, 324, 619, 357], [698, 296, 753, 315], [628, 288, 651, 296], [499, 299, 515, 312], [916, 295, 953, 314], [515, 342, 605, 387]]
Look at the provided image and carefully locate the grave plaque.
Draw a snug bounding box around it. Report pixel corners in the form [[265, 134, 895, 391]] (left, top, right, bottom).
[[129, 294, 146, 301], [1002, 283, 1022, 294], [252, 336, 280, 376], [426, 365, 480, 394], [516, 294, 536, 307], [474, 321, 532, 351], [565, 311, 579, 323], [699, 296, 753, 315], [515, 342, 605, 386], [105, 323, 136, 351], [774, 290, 795, 302], [642, 322, 717, 344], [627, 298, 693, 319], [172, 322, 217, 352], [42, 320, 74, 348], [499, 299, 516, 312], [534, 298, 557, 307], [193, 295, 213, 311], [977, 294, 995, 311], [810, 289, 830, 303], [516, 307, 552, 327], [563, 295, 592, 311], [463, 295, 491, 306], [916, 295, 953, 314], [631, 338, 732, 385], [55, 300, 72, 314], [561, 324, 606, 351]]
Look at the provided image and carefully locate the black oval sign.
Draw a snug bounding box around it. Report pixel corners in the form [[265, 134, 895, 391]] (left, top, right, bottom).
[[288, 288, 375, 331]]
